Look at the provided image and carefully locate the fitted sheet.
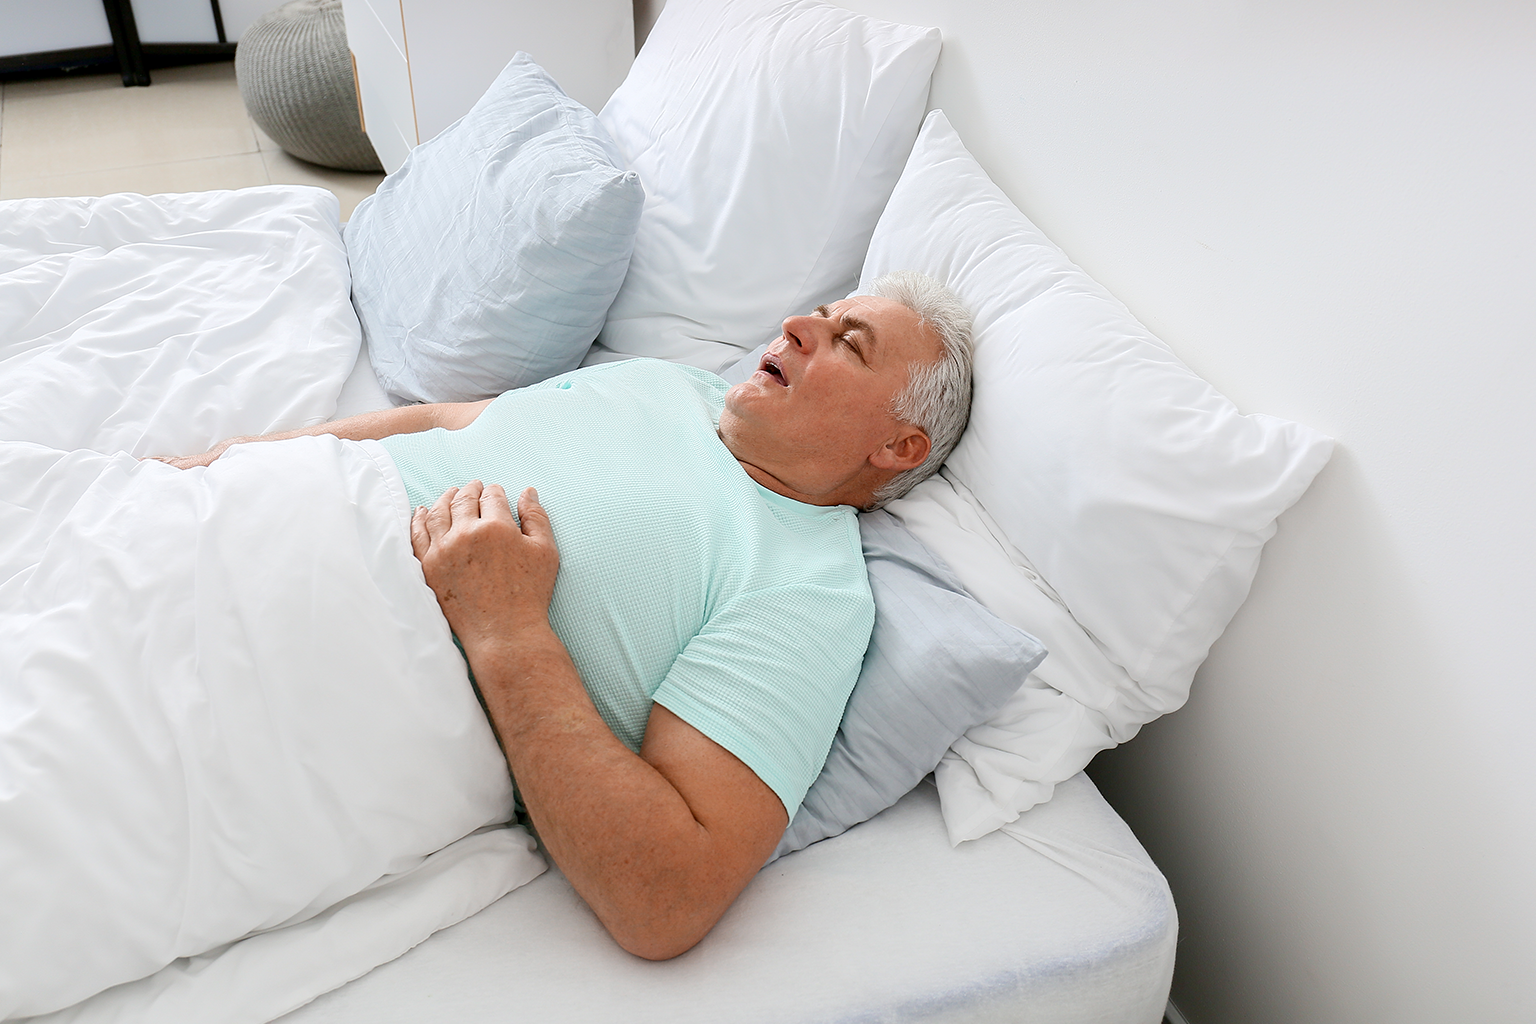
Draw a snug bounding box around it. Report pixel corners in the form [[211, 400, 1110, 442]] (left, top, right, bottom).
[[279, 774, 1175, 1024]]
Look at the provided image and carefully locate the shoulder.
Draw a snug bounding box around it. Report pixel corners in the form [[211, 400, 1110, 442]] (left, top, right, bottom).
[[749, 495, 867, 585], [572, 358, 725, 389], [725, 516, 874, 642], [551, 359, 728, 413]]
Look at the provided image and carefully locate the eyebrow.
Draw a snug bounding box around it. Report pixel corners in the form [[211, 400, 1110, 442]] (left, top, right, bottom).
[[840, 313, 877, 347]]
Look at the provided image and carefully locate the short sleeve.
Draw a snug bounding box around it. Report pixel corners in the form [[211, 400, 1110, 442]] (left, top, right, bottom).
[[651, 582, 874, 820]]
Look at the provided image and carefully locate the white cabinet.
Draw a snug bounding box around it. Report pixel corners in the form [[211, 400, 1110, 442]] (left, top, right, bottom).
[[340, 0, 634, 173]]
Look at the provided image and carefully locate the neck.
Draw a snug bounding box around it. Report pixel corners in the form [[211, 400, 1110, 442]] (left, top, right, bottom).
[[732, 455, 877, 509], [717, 416, 884, 510]]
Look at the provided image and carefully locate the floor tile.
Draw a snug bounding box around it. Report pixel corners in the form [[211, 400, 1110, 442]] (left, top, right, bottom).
[[0, 152, 270, 201], [1, 63, 257, 180], [261, 148, 384, 219], [2, 71, 122, 101], [251, 119, 285, 153]]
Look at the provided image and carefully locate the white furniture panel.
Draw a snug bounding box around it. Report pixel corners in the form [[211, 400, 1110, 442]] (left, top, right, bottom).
[[342, 0, 417, 173], [341, 0, 634, 173], [0, 0, 111, 56]]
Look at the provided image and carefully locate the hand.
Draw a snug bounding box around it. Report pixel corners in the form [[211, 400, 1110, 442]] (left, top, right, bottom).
[[410, 481, 560, 653], [143, 437, 244, 469]]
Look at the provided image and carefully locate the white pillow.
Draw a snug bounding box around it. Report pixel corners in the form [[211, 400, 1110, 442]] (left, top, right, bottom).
[[867, 110, 1333, 708], [868, 112, 1334, 840], [890, 474, 1127, 843], [588, 0, 940, 371]]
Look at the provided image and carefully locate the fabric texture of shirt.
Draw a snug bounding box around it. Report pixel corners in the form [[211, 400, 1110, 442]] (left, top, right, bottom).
[[378, 359, 874, 818]]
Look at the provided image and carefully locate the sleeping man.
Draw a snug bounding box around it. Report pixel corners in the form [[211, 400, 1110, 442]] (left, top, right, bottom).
[[163, 270, 974, 960]]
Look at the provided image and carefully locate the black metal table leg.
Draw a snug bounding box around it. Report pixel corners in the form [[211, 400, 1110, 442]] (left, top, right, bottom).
[[101, 0, 150, 86]]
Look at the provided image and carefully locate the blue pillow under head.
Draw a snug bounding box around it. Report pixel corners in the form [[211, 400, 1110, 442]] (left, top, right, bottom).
[[772, 510, 1049, 861], [346, 54, 644, 404]]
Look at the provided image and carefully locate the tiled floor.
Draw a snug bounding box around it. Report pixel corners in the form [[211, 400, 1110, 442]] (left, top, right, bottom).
[[0, 62, 384, 218]]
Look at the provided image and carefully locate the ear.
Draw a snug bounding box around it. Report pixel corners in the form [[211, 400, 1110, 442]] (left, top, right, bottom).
[[869, 425, 931, 474]]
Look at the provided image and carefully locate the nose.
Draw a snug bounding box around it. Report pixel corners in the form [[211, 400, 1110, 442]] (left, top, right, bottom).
[[780, 313, 831, 352]]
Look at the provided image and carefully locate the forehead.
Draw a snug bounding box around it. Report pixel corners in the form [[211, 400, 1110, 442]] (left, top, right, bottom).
[[829, 295, 941, 363]]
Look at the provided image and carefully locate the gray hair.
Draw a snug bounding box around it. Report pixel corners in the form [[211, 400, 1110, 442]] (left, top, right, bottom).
[[865, 270, 975, 509]]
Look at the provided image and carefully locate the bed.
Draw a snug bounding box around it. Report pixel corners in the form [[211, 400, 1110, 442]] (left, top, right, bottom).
[[1, 1, 1335, 1021]]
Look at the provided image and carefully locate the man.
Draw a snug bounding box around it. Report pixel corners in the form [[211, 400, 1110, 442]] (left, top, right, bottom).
[[166, 270, 974, 959]]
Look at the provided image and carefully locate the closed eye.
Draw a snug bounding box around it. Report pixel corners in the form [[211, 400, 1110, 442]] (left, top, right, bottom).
[[812, 304, 872, 366]]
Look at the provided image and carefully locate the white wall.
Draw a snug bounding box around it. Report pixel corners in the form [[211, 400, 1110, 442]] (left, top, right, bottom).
[[646, 0, 1536, 1020], [133, 0, 219, 43], [217, 0, 281, 41], [0, 0, 111, 56]]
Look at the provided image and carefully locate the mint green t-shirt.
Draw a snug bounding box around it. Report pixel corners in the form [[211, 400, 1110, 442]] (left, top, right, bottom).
[[379, 359, 874, 819]]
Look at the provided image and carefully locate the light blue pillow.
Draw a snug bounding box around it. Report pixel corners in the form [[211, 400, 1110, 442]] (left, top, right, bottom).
[[345, 54, 644, 404], [771, 509, 1049, 861]]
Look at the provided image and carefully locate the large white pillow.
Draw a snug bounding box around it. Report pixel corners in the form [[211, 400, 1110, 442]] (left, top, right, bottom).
[[588, 0, 940, 371], [869, 110, 1333, 709], [869, 112, 1334, 840]]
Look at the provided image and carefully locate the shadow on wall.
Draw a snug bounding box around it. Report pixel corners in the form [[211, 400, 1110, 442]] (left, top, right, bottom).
[[633, 0, 666, 52], [1088, 445, 1519, 1024]]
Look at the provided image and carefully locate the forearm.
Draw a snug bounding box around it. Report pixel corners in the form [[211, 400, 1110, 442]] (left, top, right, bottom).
[[161, 399, 491, 466], [411, 483, 783, 959], [465, 627, 741, 960], [236, 399, 493, 445]]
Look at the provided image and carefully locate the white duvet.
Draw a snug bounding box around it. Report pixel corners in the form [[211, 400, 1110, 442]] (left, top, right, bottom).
[[0, 187, 361, 458], [0, 188, 545, 1022]]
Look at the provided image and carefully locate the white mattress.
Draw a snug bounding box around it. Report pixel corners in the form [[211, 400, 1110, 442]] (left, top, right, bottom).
[[279, 774, 1175, 1024], [334, 335, 394, 419]]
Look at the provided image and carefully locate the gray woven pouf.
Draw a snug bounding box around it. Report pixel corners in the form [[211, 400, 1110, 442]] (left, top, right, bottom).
[[236, 0, 383, 172]]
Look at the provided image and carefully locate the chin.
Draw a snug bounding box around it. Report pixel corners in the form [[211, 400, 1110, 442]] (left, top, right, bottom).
[[722, 379, 764, 411]]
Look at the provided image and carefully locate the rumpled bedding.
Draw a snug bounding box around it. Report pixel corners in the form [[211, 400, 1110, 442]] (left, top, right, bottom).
[[0, 187, 546, 1023], [0, 187, 359, 457]]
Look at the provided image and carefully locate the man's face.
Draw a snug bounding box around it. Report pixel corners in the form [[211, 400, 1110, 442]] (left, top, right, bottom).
[[720, 295, 941, 505]]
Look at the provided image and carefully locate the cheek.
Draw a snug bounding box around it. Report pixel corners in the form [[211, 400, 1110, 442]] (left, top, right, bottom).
[[808, 388, 894, 452]]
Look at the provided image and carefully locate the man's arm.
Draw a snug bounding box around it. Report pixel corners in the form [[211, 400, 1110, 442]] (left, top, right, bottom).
[[411, 481, 787, 960], [155, 398, 493, 468]]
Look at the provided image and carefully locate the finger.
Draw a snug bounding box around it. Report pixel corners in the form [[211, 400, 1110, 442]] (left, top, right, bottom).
[[516, 486, 552, 540], [426, 486, 457, 542], [410, 506, 430, 559], [480, 483, 516, 524], [453, 480, 484, 522]]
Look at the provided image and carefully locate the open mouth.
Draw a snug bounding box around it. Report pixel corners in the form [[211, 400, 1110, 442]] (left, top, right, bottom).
[[759, 352, 789, 387]]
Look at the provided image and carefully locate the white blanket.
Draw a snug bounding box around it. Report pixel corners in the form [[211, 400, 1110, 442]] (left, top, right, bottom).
[[0, 186, 360, 458], [0, 438, 544, 1020], [0, 188, 546, 1023]]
